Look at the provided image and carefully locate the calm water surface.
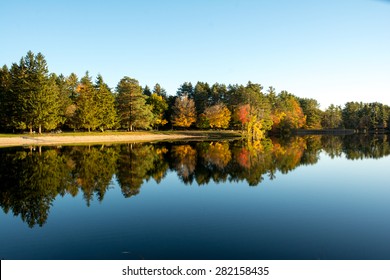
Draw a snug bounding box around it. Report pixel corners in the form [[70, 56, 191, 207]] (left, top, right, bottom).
[[1, 135, 390, 259]]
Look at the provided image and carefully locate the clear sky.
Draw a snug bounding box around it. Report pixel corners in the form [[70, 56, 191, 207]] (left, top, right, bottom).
[[1, 0, 389, 109]]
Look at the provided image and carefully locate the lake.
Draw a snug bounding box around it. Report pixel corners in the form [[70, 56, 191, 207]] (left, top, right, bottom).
[[1, 134, 390, 260]]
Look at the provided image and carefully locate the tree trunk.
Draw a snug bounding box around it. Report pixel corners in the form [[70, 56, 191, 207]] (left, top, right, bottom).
[[38, 125, 42, 134]]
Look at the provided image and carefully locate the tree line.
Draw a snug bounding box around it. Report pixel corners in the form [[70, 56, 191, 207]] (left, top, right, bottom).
[[1, 51, 389, 137]]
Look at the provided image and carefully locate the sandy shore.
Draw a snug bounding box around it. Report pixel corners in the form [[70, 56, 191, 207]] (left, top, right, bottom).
[[0, 133, 204, 147]]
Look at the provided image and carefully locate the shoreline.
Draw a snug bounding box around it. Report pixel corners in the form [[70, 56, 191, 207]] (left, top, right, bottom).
[[1, 129, 386, 148], [0, 131, 242, 148], [0, 133, 203, 148]]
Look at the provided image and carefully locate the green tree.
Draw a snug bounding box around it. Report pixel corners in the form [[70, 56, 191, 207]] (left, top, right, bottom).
[[368, 102, 389, 130], [54, 73, 80, 130], [342, 102, 362, 130], [299, 98, 322, 129], [74, 72, 100, 132], [116, 76, 153, 131], [322, 104, 343, 128], [148, 93, 168, 129], [210, 83, 227, 105], [193, 81, 211, 115], [0, 65, 11, 131], [143, 85, 152, 96], [10, 51, 62, 133], [38, 73, 62, 132], [152, 83, 167, 99], [176, 82, 194, 98], [94, 74, 117, 131]]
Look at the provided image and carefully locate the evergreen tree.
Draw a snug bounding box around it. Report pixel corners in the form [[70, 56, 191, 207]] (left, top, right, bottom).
[[74, 72, 100, 132], [322, 104, 343, 128], [0, 65, 11, 130], [193, 81, 211, 115], [116, 76, 153, 131], [11, 51, 62, 133], [299, 98, 322, 129], [38, 74, 62, 132], [143, 85, 152, 96], [153, 83, 167, 99], [95, 74, 117, 131], [210, 83, 227, 105], [55, 74, 77, 130], [176, 82, 194, 98]]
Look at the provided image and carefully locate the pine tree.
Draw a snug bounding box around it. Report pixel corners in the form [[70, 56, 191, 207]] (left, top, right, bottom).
[[0, 65, 11, 130], [94, 74, 117, 131], [116, 77, 153, 131], [11, 51, 62, 133], [153, 83, 167, 99], [143, 85, 152, 96], [193, 81, 210, 116], [176, 82, 194, 98], [38, 74, 62, 132], [74, 72, 100, 132]]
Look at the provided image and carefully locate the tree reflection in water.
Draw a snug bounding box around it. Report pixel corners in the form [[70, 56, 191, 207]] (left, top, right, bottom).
[[0, 134, 389, 227]]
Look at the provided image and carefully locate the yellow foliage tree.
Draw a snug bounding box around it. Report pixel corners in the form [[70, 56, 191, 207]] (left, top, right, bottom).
[[204, 103, 231, 129], [172, 96, 196, 127], [149, 93, 168, 128]]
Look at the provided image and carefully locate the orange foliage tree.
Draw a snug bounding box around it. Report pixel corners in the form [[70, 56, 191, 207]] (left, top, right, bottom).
[[271, 91, 306, 133]]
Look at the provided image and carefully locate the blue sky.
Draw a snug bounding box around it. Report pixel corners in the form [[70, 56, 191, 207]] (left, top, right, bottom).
[[1, 0, 389, 109]]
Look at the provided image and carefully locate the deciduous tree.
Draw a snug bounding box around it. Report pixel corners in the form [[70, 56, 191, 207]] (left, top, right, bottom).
[[171, 95, 196, 128], [203, 103, 231, 129]]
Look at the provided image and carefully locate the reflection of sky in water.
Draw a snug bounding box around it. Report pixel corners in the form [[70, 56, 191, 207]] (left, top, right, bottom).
[[1, 149, 390, 259]]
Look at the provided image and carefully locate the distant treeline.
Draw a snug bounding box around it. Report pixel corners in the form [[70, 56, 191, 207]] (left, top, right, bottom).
[[0, 51, 389, 137]]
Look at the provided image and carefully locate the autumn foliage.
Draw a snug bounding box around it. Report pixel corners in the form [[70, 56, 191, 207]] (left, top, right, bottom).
[[171, 96, 197, 128], [203, 103, 231, 129], [235, 104, 250, 125]]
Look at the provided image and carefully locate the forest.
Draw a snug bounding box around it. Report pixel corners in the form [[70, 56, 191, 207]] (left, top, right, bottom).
[[1, 51, 389, 138]]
